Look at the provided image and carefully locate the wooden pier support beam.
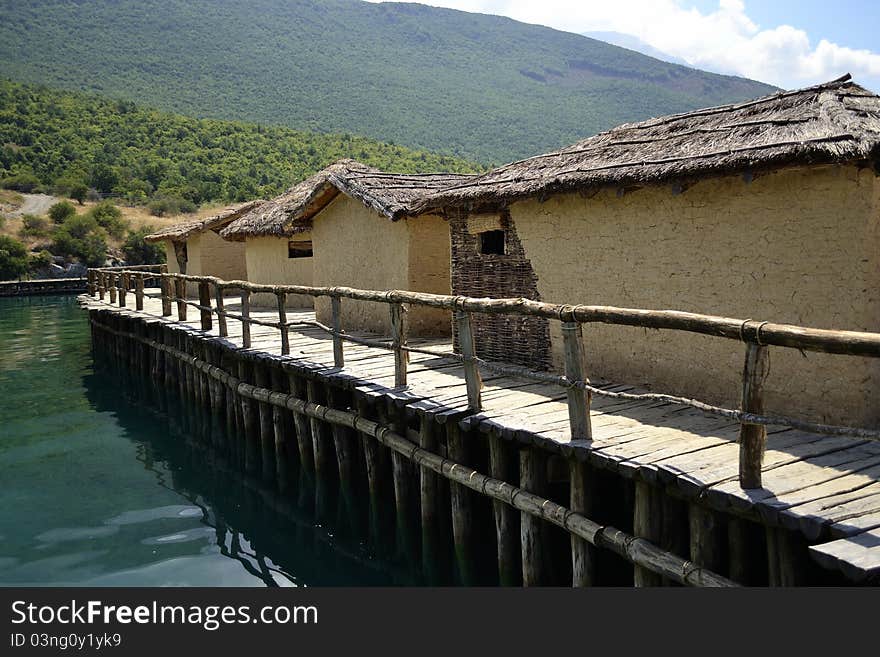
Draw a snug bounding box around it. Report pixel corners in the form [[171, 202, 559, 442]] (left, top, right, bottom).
[[418, 411, 450, 584], [766, 526, 808, 587], [633, 481, 663, 587], [489, 433, 521, 585], [520, 446, 549, 586], [570, 459, 598, 586], [270, 364, 291, 493], [287, 371, 314, 477], [447, 421, 476, 584], [689, 503, 726, 578], [252, 360, 275, 484], [306, 379, 335, 482]]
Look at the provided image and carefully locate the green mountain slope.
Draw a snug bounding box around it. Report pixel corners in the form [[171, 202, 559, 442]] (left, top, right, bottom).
[[0, 0, 777, 163], [0, 80, 479, 204]]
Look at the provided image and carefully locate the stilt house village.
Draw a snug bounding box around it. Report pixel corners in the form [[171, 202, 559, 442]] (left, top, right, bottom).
[[148, 75, 880, 429]]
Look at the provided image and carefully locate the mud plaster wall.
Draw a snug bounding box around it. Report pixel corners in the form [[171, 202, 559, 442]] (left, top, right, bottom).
[[311, 195, 450, 336], [510, 164, 880, 427], [244, 234, 314, 308]]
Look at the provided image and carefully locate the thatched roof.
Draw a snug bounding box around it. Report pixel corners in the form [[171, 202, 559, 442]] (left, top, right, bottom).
[[220, 160, 474, 241], [414, 75, 880, 213], [144, 200, 265, 243]]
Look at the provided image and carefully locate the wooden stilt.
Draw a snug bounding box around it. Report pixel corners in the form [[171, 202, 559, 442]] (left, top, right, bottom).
[[252, 360, 275, 484], [689, 503, 726, 577], [570, 459, 598, 586], [447, 420, 476, 584], [418, 412, 450, 584], [489, 433, 521, 585], [306, 379, 334, 481], [766, 526, 807, 586], [520, 446, 548, 586], [287, 371, 314, 476], [270, 364, 290, 493], [633, 481, 663, 587]]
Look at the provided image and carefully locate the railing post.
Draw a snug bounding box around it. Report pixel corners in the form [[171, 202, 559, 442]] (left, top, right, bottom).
[[198, 280, 212, 331], [739, 342, 770, 489], [87, 270, 96, 297], [161, 274, 172, 316], [215, 282, 228, 338], [390, 302, 409, 387], [135, 273, 144, 310], [331, 295, 344, 367], [98, 272, 106, 301], [176, 277, 187, 321], [456, 311, 482, 411], [118, 272, 127, 307], [240, 289, 251, 349], [562, 321, 592, 441], [108, 273, 117, 304], [276, 290, 289, 355]]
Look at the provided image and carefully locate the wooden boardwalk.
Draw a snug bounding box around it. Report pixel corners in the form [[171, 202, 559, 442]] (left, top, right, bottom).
[[84, 289, 880, 582]]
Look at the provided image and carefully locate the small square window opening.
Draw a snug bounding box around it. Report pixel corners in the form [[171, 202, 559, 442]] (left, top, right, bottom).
[[288, 240, 313, 258], [479, 230, 505, 255]]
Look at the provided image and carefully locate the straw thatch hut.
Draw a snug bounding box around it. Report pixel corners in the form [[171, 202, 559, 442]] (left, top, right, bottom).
[[145, 201, 263, 292], [221, 161, 474, 336], [415, 75, 880, 426]]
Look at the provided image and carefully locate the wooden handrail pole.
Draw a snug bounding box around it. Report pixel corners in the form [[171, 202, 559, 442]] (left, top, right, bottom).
[[118, 272, 127, 307], [562, 321, 592, 441], [241, 289, 251, 348], [198, 281, 212, 330], [456, 311, 482, 411], [176, 277, 187, 321], [215, 283, 227, 337], [108, 273, 117, 304], [739, 342, 770, 489], [135, 273, 145, 311], [87, 270, 95, 296], [390, 302, 409, 387], [98, 272, 106, 300], [277, 291, 289, 355], [331, 295, 344, 367], [161, 275, 172, 316]]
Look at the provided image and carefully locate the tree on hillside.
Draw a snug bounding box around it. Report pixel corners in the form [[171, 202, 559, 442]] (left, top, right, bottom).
[[49, 200, 76, 223], [0, 234, 29, 280], [122, 226, 165, 265]]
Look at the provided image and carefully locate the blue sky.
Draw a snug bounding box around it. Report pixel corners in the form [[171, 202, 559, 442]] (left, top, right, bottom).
[[367, 1, 880, 91]]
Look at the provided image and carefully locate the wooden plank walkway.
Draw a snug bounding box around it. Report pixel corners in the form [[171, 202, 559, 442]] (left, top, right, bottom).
[[85, 289, 880, 582]]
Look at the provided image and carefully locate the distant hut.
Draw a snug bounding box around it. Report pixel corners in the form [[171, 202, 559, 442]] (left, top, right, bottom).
[[222, 160, 473, 336], [415, 75, 880, 426], [145, 201, 263, 291]]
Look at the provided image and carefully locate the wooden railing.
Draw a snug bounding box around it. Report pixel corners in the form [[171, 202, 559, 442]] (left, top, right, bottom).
[[88, 267, 880, 489]]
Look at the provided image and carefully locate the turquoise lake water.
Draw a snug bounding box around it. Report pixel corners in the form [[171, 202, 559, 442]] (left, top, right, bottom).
[[0, 295, 405, 586]]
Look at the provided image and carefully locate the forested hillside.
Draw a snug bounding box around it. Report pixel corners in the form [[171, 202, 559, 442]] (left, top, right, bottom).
[[0, 0, 777, 162], [0, 80, 479, 206]]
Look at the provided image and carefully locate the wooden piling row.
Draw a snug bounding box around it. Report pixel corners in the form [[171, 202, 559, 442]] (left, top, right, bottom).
[[85, 304, 840, 588]]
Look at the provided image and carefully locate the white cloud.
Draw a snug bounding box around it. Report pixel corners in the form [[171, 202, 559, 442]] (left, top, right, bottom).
[[364, 0, 880, 90]]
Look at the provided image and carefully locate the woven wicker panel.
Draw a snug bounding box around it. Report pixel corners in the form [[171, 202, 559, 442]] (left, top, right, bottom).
[[450, 210, 550, 370]]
